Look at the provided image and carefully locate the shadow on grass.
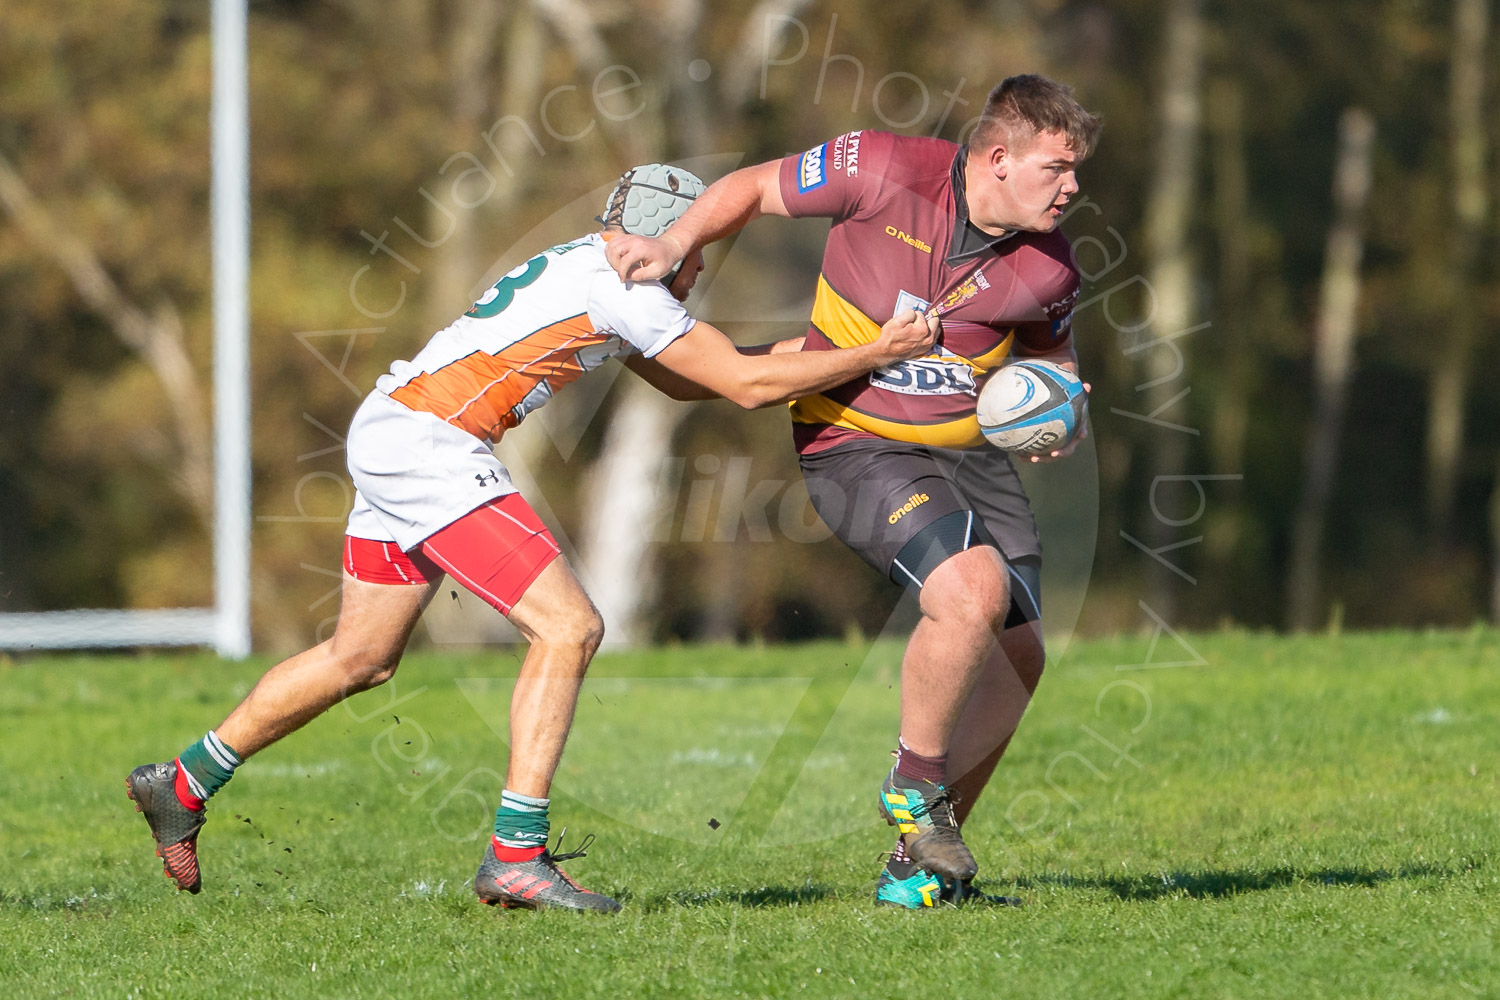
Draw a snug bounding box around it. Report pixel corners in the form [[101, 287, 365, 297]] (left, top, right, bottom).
[[1016, 861, 1467, 901]]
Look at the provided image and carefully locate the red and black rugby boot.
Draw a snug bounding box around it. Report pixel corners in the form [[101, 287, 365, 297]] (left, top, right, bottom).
[[125, 761, 207, 893], [474, 831, 621, 913]]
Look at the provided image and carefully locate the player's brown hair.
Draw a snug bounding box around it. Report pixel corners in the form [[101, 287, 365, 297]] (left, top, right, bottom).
[[970, 74, 1101, 159]]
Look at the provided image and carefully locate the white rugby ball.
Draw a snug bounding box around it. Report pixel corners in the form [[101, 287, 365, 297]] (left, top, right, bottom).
[[977, 360, 1088, 455]]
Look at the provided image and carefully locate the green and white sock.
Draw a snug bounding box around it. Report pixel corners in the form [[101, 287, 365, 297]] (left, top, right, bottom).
[[175, 730, 242, 806], [493, 789, 550, 851]]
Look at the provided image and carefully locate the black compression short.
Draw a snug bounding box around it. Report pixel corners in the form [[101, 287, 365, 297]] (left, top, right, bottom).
[[797, 437, 1043, 626]]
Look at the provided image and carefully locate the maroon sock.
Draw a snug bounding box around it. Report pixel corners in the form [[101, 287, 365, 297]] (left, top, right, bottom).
[[890, 836, 912, 865], [893, 737, 947, 784]]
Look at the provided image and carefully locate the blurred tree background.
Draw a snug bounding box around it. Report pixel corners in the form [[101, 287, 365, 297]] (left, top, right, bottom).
[[0, 0, 1496, 651]]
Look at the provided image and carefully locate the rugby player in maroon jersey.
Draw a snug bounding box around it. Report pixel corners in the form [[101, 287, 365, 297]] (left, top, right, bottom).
[[608, 75, 1101, 908]]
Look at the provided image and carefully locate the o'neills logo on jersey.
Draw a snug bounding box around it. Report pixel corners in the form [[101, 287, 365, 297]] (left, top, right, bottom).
[[888, 492, 930, 524], [884, 226, 932, 254]]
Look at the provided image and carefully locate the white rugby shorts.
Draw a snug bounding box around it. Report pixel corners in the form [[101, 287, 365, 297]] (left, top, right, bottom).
[[344, 391, 516, 552]]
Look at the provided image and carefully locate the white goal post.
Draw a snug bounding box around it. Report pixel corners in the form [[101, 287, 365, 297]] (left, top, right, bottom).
[[0, 0, 251, 658]]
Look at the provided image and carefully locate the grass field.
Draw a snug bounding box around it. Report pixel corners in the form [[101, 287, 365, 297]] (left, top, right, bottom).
[[2, 629, 1496, 999]]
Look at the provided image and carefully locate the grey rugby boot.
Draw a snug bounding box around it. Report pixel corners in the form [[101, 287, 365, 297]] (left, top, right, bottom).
[[126, 761, 207, 893], [877, 770, 978, 882], [474, 832, 621, 913]]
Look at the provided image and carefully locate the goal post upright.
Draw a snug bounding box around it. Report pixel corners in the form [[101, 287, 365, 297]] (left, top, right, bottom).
[[0, 1, 252, 658], [211, 0, 252, 660]]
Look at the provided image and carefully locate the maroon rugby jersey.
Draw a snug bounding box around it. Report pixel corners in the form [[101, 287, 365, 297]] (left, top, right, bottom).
[[777, 130, 1081, 452]]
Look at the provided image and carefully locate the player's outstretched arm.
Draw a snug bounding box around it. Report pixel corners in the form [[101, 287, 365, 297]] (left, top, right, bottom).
[[606, 162, 787, 283], [648, 312, 937, 410], [622, 352, 720, 401], [623, 336, 807, 401]]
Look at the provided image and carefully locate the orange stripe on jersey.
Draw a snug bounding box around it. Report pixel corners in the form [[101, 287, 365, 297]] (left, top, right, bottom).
[[390, 313, 608, 441]]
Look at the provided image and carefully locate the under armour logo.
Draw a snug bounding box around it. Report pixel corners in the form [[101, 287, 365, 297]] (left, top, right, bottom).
[[475, 471, 499, 486]]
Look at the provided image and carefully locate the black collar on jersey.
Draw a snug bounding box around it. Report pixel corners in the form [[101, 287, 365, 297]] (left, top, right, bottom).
[[947, 146, 1019, 265]]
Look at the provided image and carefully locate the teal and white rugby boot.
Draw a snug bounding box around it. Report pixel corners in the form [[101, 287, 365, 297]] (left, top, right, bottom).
[[875, 859, 951, 909], [874, 858, 1024, 909]]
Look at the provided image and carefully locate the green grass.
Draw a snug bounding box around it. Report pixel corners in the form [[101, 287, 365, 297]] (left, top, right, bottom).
[[1, 629, 1497, 998]]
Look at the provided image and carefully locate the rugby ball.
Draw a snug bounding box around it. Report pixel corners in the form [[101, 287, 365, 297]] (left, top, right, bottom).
[[976, 360, 1088, 455]]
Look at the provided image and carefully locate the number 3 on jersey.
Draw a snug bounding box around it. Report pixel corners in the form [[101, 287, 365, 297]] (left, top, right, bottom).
[[467, 256, 548, 319]]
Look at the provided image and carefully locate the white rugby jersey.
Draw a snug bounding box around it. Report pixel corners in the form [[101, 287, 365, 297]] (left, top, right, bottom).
[[378, 232, 695, 444]]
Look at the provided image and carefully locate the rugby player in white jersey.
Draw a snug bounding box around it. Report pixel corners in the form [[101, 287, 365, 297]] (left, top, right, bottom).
[[125, 164, 938, 912]]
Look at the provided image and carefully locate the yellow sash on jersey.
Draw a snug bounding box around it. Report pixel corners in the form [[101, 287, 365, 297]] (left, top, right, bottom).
[[791, 275, 1014, 449]]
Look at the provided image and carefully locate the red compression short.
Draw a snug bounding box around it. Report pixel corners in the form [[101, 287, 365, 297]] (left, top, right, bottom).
[[342, 494, 561, 616]]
